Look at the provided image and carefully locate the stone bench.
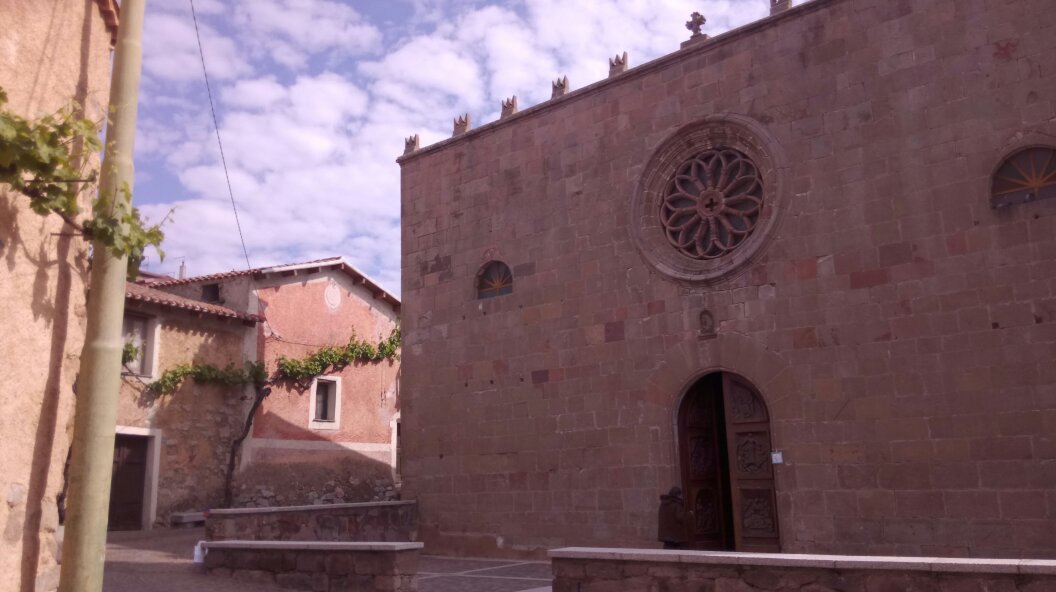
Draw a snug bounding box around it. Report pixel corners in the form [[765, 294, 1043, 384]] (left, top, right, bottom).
[[202, 540, 423, 591], [170, 511, 206, 527], [206, 500, 417, 543], [549, 547, 1056, 592]]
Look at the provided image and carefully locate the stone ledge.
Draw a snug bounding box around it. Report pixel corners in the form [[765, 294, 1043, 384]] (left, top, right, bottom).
[[548, 548, 1056, 575], [208, 500, 416, 515], [203, 540, 424, 552], [170, 511, 206, 525]]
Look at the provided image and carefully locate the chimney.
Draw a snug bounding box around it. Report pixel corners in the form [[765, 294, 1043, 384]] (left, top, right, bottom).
[[178, 260, 187, 279]]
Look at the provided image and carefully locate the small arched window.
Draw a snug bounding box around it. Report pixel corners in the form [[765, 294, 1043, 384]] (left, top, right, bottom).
[[991, 146, 1056, 209], [476, 261, 513, 299]]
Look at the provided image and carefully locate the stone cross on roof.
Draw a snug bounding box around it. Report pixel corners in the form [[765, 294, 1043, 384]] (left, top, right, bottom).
[[686, 11, 706, 37]]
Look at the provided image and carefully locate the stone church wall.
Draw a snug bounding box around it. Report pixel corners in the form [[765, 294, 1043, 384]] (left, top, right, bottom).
[[399, 0, 1056, 558]]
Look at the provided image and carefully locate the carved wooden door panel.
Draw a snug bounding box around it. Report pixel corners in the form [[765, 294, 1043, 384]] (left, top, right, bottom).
[[721, 374, 780, 552], [678, 377, 733, 550]]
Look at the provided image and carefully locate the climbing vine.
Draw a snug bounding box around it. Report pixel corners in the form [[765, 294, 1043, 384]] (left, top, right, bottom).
[[147, 329, 399, 395], [147, 362, 267, 396], [143, 328, 399, 507], [121, 341, 141, 367], [275, 329, 401, 383], [0, 87, 166, 274]]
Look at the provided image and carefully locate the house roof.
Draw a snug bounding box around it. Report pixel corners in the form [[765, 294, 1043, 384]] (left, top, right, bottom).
[[145, 257, 401, 311], [93, 0, 120, 46], [125, 282, 262, 323]]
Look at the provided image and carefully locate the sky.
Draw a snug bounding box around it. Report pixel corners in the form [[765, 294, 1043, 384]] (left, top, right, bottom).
[[133, 0, 774, 294]]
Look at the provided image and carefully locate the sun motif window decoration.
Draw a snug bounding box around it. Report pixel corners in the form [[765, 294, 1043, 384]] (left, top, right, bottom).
[[660, 149, 763, 260], [476, 261, 513, 299], [991, 146, 1056, 209]]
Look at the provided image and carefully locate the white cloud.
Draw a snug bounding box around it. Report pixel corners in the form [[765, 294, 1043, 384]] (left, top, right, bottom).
[[223, 77, 288, 110], [361, 35, 486, 111], [287, 73, 369, 125], [142, 11, 251, 82], [137, 0, 781, 294], [233, 0, 383, 68]]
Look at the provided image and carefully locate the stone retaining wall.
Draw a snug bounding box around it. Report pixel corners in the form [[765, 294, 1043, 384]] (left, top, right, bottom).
[[550, 548, 1056, 592], [206, 500, 417, 543], [203, 541, 421, 592]]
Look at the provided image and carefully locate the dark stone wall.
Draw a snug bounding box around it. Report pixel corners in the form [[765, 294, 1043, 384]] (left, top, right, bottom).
[[400, 0, 1056, 557], [205, 546, 418, 592], [552, 556, 1056, 592], [205, 501, 418, 543]]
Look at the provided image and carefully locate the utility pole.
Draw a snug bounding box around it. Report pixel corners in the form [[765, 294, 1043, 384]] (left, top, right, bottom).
[[58, 0, 146, 590]]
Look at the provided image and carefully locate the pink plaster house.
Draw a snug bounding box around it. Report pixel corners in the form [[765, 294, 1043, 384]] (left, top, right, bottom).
[[143, 257, 402, 490]]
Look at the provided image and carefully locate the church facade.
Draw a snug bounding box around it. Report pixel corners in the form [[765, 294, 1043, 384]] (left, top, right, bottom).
[[399, 0, 1056, 558]]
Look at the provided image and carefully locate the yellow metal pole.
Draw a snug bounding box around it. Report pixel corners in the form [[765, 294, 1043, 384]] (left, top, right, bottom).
[[58, 0, 146, 590]]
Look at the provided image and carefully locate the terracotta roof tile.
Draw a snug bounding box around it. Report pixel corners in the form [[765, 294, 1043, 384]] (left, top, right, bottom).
[[125, 282, 262, 323], [144, 257, 344, 287], [145, 257, 400, 311], [93, 0, 120, 46]]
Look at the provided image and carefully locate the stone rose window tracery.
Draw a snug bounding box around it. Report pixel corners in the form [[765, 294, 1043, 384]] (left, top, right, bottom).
[[659, 148, 763, 260], [631, 115, 785, 284]]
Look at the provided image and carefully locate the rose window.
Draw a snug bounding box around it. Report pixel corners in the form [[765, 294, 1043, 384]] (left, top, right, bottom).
[[659, 148, 763, 260]]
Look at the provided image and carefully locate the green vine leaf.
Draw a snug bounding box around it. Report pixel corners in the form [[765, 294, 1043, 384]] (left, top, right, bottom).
[[275, 328, 400, 383], [147, 361, 267, 396], [121, 341, 141, 366], [0, 86, 167, 277], [146, 329, 398, 396]]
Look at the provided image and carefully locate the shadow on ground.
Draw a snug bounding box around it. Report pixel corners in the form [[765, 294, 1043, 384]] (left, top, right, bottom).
[[104, 527, 285, 592], [104, 527, 552, 592]]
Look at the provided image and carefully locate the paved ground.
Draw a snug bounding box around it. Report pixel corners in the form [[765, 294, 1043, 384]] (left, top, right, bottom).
[[419, 556, 551, 592], [104, 527, 286, 592], [103, 527, 551, 592]]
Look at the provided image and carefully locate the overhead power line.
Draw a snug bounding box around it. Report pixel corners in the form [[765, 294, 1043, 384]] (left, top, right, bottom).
[[188, 0, 253, 270]]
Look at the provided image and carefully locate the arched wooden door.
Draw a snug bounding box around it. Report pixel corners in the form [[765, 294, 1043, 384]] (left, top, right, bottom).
[[678, 372, 779, 552]]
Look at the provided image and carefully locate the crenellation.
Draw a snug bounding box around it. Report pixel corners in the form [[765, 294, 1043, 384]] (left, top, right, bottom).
[[771, 0, 794, 15], [404, 133, 419, 155], [453, 113, 471, 136], [501, 96, 518, 119], [608, 51, 629, 77], [552, 75, 570, 99]]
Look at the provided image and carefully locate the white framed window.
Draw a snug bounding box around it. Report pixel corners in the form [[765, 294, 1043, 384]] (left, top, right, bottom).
[[122, 313, 157, 377], [308, 376, 341, 430]]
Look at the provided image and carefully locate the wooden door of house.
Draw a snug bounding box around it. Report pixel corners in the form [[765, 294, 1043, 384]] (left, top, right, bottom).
[[679, 373, 779, 551], [108, 434, 148, 531]]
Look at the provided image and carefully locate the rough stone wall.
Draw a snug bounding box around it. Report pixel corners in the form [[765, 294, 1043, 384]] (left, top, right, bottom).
[[400, 0, 1056, 558], [232, 462, 398, 508], [552, 557, 1056, 592], [205, 501, 418, 542], [0, 0, 112, 590], [204, 546, 419, 592], [117, 306, 252, 523]]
